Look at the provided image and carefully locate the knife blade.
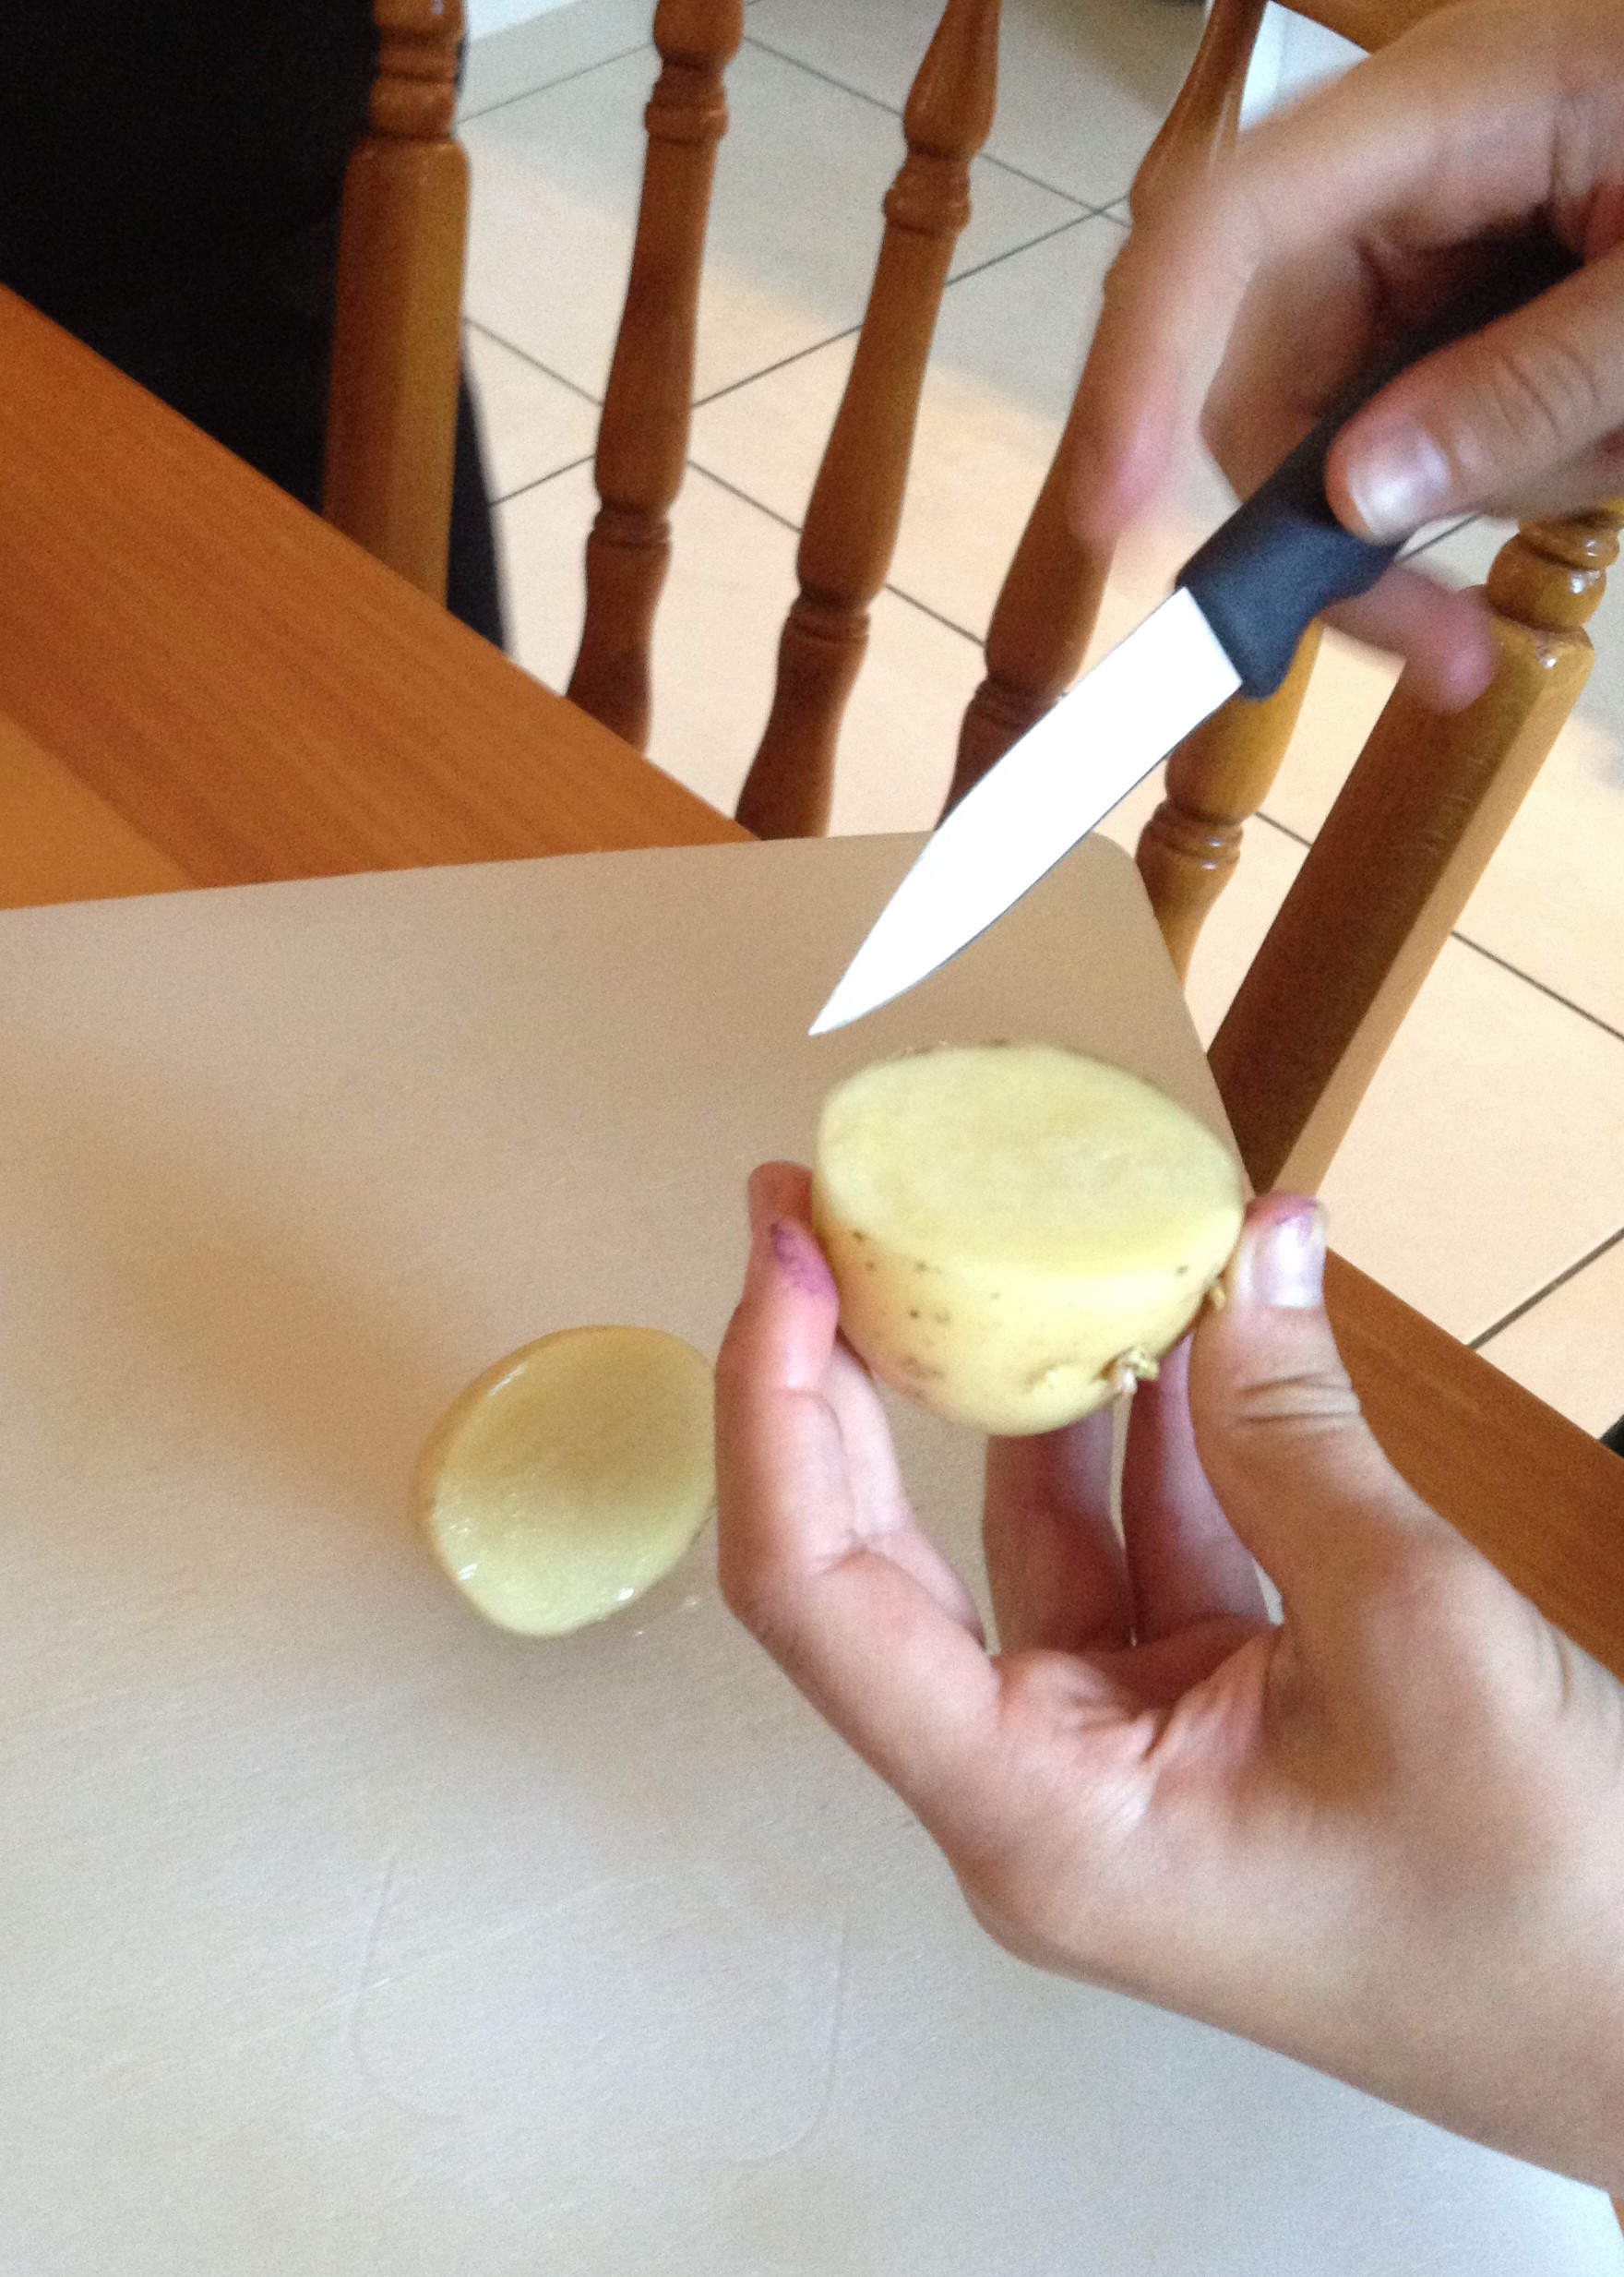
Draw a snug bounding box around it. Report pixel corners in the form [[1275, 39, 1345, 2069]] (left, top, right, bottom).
[[810, 239, 1576, 1037]]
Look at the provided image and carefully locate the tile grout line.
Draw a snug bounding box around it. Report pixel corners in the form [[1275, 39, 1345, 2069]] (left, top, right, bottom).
[[679, 467, 1021, 653], [673, 466, 1011, 660], [693, 209, 1106, 413], [1468, 1224, 1624, 1350], [692, 328, 863, 413], [464, 318, 604, 408], [460, 25, 1129, 219], [492, 452, 597, 509], [456, 37, 655, 124], [1447, 931, 1624, 1046], [1400, 511, 1479, 561], [1239, 809, 1624, 1043], [944, 209, 1103, 291], [685, 458, 804, 536], [738, 30, 930, 127], [737, 32, 1115, 214], [878, 582, 981, 644]]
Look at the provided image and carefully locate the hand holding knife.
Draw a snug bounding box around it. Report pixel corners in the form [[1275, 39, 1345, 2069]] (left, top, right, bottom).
[[811, 238, 1578, 1038]]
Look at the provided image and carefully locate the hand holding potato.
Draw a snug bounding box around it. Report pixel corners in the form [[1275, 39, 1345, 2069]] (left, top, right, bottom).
[[1067, 0, 1624, 707], [715, 1164, 1624, 2190]]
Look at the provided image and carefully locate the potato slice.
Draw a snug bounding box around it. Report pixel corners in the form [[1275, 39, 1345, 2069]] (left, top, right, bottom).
[[418, 1326, 715, 1636], [813, 1044, 1245, 1435]]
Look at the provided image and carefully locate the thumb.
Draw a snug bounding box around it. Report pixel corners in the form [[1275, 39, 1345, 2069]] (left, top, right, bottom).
[[1328, 246, 1624, 539], [1186, 1194, 1445, 1603]]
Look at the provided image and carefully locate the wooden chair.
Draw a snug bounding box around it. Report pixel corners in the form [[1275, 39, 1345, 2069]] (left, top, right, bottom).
[[567, 0, 1618, 1201], [322, 0, 472, 607]]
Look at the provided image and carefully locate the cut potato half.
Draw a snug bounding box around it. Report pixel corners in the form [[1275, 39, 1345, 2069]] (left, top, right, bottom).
[[418, 1326, 715, 1636], [813, 1044, 1245, 1435]]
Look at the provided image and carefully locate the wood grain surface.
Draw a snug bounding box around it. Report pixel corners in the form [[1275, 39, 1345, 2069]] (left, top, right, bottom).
[[0, 714, 194, 907], [1329, 1255, 1624, 1682], [0, 289, 746, 889]]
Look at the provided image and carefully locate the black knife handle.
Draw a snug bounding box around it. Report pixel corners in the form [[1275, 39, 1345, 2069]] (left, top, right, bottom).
[[1175, 235, 1580, 700]]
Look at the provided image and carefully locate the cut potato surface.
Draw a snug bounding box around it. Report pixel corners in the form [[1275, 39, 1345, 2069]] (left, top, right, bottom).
[[418, 1326, 715, 1636], [813, 1043, 1245, 1435]]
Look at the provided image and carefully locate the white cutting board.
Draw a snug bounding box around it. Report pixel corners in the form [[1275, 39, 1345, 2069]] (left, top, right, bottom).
[[0, 833, 1616, 2277]]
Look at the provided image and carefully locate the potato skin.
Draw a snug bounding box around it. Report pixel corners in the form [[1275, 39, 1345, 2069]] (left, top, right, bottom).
[[812, 1045, 1244, 1436], [812, 1192, 1223, 1433]]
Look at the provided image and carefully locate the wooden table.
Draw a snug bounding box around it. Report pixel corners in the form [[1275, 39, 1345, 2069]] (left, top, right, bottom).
[[4, 282, 1622, 1692]]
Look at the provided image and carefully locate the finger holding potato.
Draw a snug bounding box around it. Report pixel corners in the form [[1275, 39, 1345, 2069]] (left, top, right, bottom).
[[714, 1151, 1624, 2194]]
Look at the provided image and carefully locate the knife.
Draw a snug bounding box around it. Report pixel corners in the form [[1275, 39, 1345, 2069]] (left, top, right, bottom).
[[810, 239, 1576, 1037]]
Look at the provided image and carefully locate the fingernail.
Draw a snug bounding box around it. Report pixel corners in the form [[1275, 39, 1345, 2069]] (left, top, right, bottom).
[[769, 1219, 838, 1301], [1236, 1202, 1325, 1311], [1343, 427, 1452, 540]]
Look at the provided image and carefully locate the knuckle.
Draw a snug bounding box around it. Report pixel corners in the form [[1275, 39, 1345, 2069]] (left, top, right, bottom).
[[1344, 1531, 1513, 1688], [713, 1551, 756, 1631], [710, 1336, 752, 1412], [1200, 389, 1243, 473], [957, 1873, 1054, 1967], [1222, 1361, 1364, 1441], [1453, 329, 1612, 482], [719, 1564, 799, 1672], [713, 1537, 774, 1635], [1583, 421, 1624, 485]]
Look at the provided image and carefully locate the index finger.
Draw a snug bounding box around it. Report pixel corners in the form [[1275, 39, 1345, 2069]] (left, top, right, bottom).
[[713, 1169, 1003, 1845], [1068, 2, 1598, 545]]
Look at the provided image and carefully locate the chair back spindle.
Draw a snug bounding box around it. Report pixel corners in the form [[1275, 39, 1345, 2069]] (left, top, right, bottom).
[[1210, 502, 1624, 1192], [1136, 629, 1321, 979], [941, 0, 1268, 819], [942, 390, 1114, 813], [324, 0, 469, 605], [568, 0, 745, 749], [1124, 0, 1320, 977], [1132, 0, 1265, 211], [734, 0, 1002, 838]]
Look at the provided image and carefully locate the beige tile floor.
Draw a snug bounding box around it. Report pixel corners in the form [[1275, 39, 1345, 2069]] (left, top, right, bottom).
[[459, 0, 1624, 1435]]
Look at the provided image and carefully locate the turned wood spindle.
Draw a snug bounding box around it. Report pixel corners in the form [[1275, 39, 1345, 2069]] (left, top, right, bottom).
[[324, 0, 468, 605], [942, 385, 1112, 815], [1124, 0, 1303, 970], [734, 0, 1001, 840], [1210, 502, 1624, 1195], [1131, 0, 1265, 212], [1135, 630, 1320, 979], [567, 0, 744, 750], [945, 0, 1269, 821]]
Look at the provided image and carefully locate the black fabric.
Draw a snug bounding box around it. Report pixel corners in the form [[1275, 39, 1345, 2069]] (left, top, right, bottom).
[[1602, 1413, 1624, 1457], [448, 372, 506, 650], [2, 6, 506, 649]]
